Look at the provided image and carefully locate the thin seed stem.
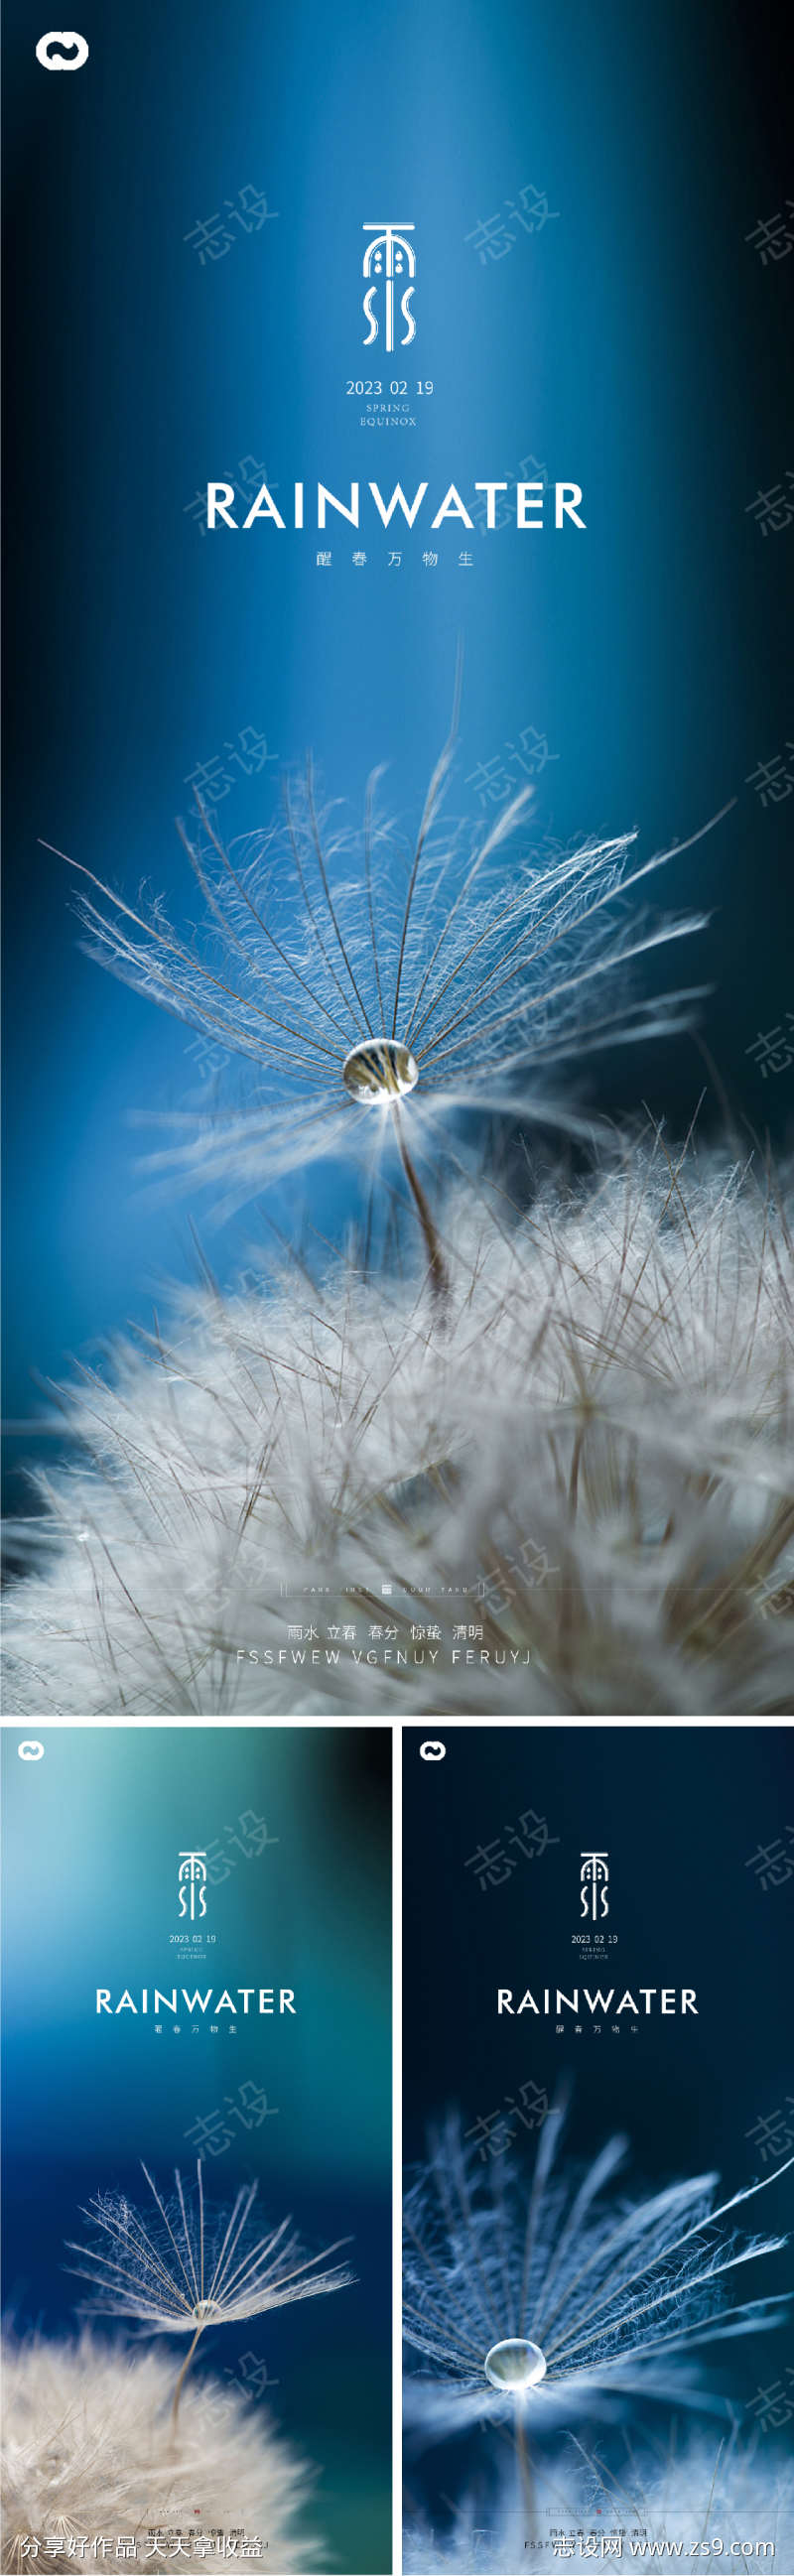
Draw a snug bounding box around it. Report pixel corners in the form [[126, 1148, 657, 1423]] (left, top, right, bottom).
[[393, 1109, 449, 1303], [171, 2318, 205, 2430], [515, 2412, 534, 2533]]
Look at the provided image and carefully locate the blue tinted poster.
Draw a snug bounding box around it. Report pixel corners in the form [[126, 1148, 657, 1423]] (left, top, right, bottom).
[[1, 1727, 392, 2572], [402, 1724, 794, 2569], [3, 0, 792, 1718]]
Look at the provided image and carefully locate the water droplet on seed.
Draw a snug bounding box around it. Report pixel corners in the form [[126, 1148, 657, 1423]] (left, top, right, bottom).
[[484, 2337, 547, 2391], [192, 2298, 222, 2320], [342, 1038, 419, 1103]]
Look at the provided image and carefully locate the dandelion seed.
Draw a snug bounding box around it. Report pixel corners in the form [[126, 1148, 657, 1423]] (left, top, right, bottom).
[[403, 2113, 793, 2440], [46, 709, 728, 1288], [66, 2161, 353, 2424]]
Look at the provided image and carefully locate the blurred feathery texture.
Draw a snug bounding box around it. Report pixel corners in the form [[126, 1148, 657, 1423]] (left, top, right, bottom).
[[4, 1137, 793, 1714], [403, 2112, 792, 2438], [579, 2421, 794, 2573], [403, 2460, 584, 2570], [1, 2333, 321, 2572], [403, 2429, 794, 2570]]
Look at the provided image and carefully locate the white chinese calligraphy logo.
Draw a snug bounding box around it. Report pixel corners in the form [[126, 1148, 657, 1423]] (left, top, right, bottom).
[[580, 1851, 609, 1921], [178, 1850, 208, 1920], [362, 222, 416, 352]]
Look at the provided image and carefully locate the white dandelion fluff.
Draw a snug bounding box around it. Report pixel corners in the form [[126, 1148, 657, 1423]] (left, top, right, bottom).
[[3, 1139, 792, 1717], [403, 2113, 792, 2440], [49, 714, 724, 1286], [403, 2430, 794, 2572], [403, 2455, 587, 2570], [66, 2161, 353, 2422], [579, 2421, 794, 2572], [403, 2493, 545, 2574], [1, 2332, 321, 2573]]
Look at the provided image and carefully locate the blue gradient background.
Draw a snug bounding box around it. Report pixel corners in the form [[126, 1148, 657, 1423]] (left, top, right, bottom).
[[3, 0, 792, 1516], [1, 1726, 392, 2571], [402, 1724, 794, 2539]]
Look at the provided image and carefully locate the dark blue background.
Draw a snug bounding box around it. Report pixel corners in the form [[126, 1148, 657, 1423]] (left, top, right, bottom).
[[402, 1723, 794, 2522], [3, 0, 792, 1517]]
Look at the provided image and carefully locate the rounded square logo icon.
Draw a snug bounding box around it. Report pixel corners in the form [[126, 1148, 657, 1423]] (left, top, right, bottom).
[[36, 31, 89, 67]]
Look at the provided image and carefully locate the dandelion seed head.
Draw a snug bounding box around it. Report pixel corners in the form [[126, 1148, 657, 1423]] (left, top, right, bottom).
[[53, 727, 724, 1212], [3, 1142, 792, 1715], [403, 2113, 792, 2442], [66, 2160, 354, 2336]]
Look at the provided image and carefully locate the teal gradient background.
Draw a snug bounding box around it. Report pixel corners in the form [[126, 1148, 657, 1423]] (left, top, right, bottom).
[[1, 1726, 392, 2571]]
